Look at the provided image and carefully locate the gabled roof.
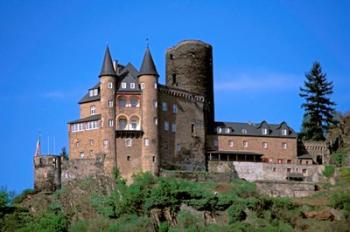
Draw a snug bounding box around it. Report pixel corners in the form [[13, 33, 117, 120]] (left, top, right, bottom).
[[79, 83, 100, 104], [117, 72, 141, 92], [99, 46, 116, 77], [68, 114, 101, 124], [138, 47, 159, 77], [214, 121, 297, 138]]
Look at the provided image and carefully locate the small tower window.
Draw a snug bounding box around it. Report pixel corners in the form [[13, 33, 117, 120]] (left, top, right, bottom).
[[173, 104, 177, 113], [108, 100, 113, 108], [191, 123, 196, 136], [154, 101, 158, 109], [162, 102, 167, 111], [90, 105, 96, 115], [108, 119, 114, 127], [144, 138, 149, 146], [152, 156, 155, 162], [154, 117, 158, 125], [127, 155, 130, 161], [80, 152, 85, 159], [154, 83, 157, 89], [172, 123, 176, 132], [164, 121, 169, 131], [169, 54, 174, 60], [140, 83, 145, 90], [130, 83, 136, 89], [125, 138, 132, 147], [172, 74, 176, 84], [108, 82, 113, 89]]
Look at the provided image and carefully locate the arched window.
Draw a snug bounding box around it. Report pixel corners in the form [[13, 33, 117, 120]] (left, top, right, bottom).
[[118, 116, 128, 130], [90, 105, 96, 115], [130, 116, 140, 130], [118, 97, 126, 108], [130, 97, 139, 107]]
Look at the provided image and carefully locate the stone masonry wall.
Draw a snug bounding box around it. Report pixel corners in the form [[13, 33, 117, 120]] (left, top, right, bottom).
[[256, 181, 316, 198], [208, 161, 324, 182]]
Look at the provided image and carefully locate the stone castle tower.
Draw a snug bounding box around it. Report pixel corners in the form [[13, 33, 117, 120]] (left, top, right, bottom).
[[138, 47, 160, 175]]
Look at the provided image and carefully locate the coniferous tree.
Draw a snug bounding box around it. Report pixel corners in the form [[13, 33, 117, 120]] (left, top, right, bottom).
[[299, 62, 335, 141]]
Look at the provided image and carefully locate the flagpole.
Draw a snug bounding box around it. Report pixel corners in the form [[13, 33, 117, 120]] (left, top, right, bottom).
[[48, 136, 50, 155]]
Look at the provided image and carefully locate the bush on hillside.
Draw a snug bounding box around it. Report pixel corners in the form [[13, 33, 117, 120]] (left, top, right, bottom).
[[323, 165, 335, 177]]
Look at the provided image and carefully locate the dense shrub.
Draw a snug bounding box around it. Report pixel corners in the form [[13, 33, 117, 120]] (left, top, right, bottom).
[[330, 191, 350, 212], [108, 214, 152, 232], [331, 150, 347, 167], [323, 165, 335, 177], [12, 189, 35, 204]]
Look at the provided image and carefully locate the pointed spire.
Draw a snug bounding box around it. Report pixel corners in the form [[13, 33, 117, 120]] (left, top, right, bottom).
[[138, 47, 159, 77], [99, 46, 116, 77]]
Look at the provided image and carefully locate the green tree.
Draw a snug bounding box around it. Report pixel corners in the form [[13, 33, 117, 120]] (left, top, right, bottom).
[[299, 61, 335, 141]]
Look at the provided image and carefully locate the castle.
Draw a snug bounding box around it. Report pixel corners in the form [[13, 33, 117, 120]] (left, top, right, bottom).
[[34, 40, 329, 192]]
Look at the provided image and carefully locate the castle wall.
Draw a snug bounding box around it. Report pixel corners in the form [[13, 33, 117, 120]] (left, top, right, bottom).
[[158, 87, 206, 171], [116, 137, 142, 182], [208, 161, 323, 183], [80, 101, 101, 118], [298, 141, 331, 164], [208, 135, 297, 163], [68, 127, 102, 160]]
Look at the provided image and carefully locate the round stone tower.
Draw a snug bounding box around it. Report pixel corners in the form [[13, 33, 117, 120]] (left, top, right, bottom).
[[165, 40, 215, 126], [138, 47, 159, 175], [99, 46, 117, 175]]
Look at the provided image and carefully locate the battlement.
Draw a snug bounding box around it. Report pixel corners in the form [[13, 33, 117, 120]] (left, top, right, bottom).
[[159, 85, 205, 103], [34, 155, 61, 192]]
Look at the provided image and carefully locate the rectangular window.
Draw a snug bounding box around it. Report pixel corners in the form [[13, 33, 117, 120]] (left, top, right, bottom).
[[191, 123, 196, 136], [282, 143, 288, 149], [282, 129, 288, 136], [103, 140, 109, 148], [130, 83, 135, 89], [229, 140, 234, 147], [176, 144, 181, 152], [173, 104, 177, 113], [108, 100, 113, 107], [278, 159, 283, 164], [89, 150, 93, 156], [287, 159, 292, 164], [121, 82, 127, 89], [214, 140, 218, 147], [243, 141, 248, 148], [80, 152, 85, 159], [164, 121, 169, 131], [225, 128, 231, 133], [89, 90, 94, 97], [72, 123, 85, 132], [127, 155, 130, 161], [86, 121, 99, 130], [125, 138, 132, 147], [287, 168, 291, 173], [171, 123, 176, 132], [162, 102, 167, 111], [93, 89, 98, 96], [263, 142, 268, 149], [302, 169, 307, 174], [154, 83, 157, 89], [154, 101, 158, 109], [144, 138, 149, 146], [140, 83, 145, 90], [89, 139, 94, 145], [154, 117, 158, 125], [108, 82, 113, 89], [108, 119, 114, 127]]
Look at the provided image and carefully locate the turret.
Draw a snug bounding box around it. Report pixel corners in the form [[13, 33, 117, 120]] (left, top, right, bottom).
[[99, 46, 117, 174], [138, 47, 159, 175], [165, 40, 215, 128]]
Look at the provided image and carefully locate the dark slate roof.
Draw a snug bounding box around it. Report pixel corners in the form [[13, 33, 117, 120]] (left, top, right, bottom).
[[117, 63, 141, 92], [297, 154, 313, 159], [213, 121, 297, 138], [99, 46, 116, 77], [68, 114, 101, 124], [79, 83, 100, 104], [138, 47, 159, 77]]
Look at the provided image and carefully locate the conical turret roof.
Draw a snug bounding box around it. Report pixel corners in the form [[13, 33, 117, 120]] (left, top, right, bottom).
[[138, 47, 159, 77], [99, 46, 116, 77]]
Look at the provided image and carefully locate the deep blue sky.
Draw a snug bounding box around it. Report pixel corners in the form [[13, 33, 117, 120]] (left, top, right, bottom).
[[1, 1, 349, 193]]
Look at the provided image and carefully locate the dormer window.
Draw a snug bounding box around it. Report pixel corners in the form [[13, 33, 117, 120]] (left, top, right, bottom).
[[241, 129, 247, 134], [262, 128, 268, 135], [121, 82, 127, 89], [89, 90, 94, 97], [217, 127, 222, 133], [130, 83, 135, 89], [282, 129, 288, 136], [225, 128, 231, 133]]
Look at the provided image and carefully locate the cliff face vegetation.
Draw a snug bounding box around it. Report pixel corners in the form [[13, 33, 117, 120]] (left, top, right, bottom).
[[1, 168, 350, 232]]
